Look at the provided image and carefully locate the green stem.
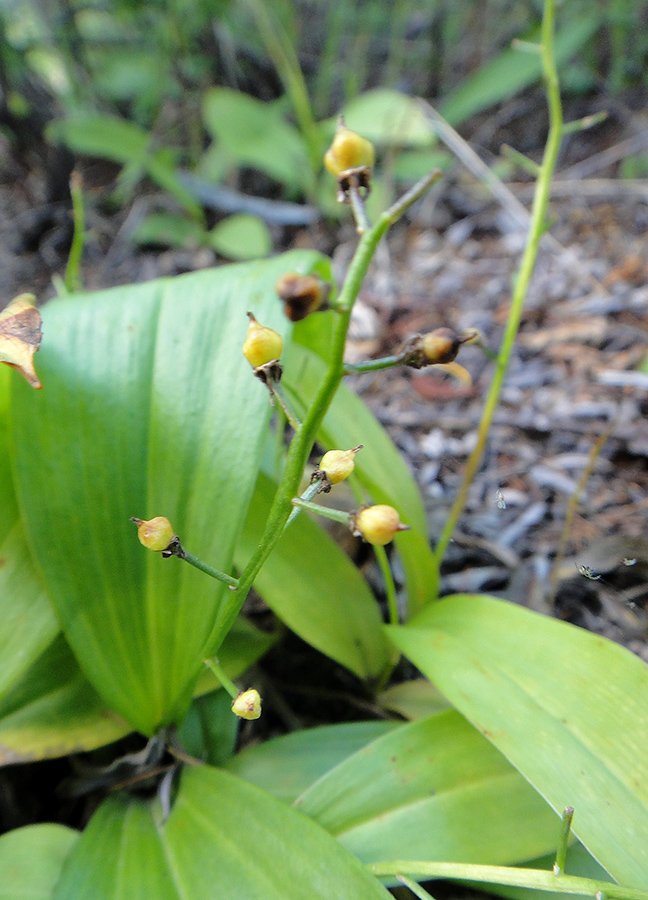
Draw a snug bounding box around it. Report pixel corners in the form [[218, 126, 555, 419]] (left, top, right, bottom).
[[205, 170, 440, 656], [433, 0, 562, 564], [64, 170, 85, 293], [369, 861, 648, 900], [181, 550, 239, 588], [397, 876, 437, 900], [554, 806, 575, 876], [284, 477, 325, 530], [344, 354, 406, 375], [290, 496, 352, 525], [348, 182, 371, 235], [268, 379, 301, 431], [203, 657, 238, 699], [374, 544, 400, 625]]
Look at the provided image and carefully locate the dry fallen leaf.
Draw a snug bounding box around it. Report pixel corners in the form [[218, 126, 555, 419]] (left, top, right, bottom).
[[0, 294, 43, 389]]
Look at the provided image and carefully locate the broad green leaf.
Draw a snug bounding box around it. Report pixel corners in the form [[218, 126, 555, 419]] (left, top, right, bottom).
[[209, 214, 272, 260], [337, 89, 433, 148], [0, 824, 78, 899], [284, 342, 439, 611], [10, 252, 328, 735], [202, 88, 310, 193], [176, 688, 238, 767], [0, 616, 274, 766], [235, 471, 390, 680], [226, 721, 397, 803], [378, 678, 450, 720], [0, 367, 59, 701], [0, 523, 59, 701], [388, 595, 648, 889], [439, 17, 601, 126], [54, 768, 392, 900], [296, 711, 560, 866]]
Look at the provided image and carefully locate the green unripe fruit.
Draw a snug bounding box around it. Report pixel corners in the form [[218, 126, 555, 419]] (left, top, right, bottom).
[[243, 312, 283, 368], [353, 505, 410, 546], [324, 121, 375, 178], [319, 446, 362, 484], [132, 516, 175, 552]]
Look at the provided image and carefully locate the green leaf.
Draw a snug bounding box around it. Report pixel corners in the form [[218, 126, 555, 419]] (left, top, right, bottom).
[[0, 636, 129, 765], [0, 617, 273, 766], [10, 251, 328, 735], [54, 768, 392, 899], [283, 342, 439, 611], [0, 824, 78, 899], [0, 368, 59, 702], [202, 88, 310, 192], [388, 595, 648, 890], [176, 688, 238, 767], [131, 213, 207, 250], [378, 678, 450, 720], [336, 89, 434, 148], [439, 16, 602, 126], [296, 711, 560, 866], [235, 471, 391, 680], [209, 214, 272, 260], [226, 721, 397, 803], [47, 115, 201, 216]]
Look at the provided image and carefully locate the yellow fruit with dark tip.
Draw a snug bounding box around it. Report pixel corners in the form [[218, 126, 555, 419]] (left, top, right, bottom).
[[319, 446, 362, 484], [132, 516, 175, 552], [324, 121, 375, 177], [422, 327, 461, 364], [242, 312, 283, 368], [232, 689, 261, 720], [353, 505, 410, 546]]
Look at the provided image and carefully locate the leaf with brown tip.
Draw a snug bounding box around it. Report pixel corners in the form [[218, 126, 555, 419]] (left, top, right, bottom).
[[0, 294, 43, 389]]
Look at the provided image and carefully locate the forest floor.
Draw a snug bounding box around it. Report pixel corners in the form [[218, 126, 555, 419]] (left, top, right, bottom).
[[2, 96, 648, 667]]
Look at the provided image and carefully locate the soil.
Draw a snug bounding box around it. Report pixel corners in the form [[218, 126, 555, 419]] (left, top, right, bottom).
[[1, 87, 648, 835]]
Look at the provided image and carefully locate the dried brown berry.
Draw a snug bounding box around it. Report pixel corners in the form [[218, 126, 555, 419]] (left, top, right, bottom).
[[402, 327, 464, 369], [275, 272, 330, 322]]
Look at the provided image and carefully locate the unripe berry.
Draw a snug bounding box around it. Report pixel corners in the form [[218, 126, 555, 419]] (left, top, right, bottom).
[[324, 120, 375, 178], [131, 516, 175, 552], [319, 446, 362, 485], [353, 505, 410, 546], [232, 688, 261, 720], [242, 312, 283, 368], [275, 271, 330, 322]]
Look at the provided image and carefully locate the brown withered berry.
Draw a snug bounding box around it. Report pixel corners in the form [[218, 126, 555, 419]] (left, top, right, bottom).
[[275, 272, 331, 322]]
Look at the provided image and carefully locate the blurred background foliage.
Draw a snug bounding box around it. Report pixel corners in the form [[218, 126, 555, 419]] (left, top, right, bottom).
[[1, 0, 647, 256]]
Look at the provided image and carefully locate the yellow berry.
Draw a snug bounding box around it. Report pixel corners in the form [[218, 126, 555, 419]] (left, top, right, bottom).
[[232, 689, 261, 720], [324, 120, 375, 177], [132, 516, 175, 552], [319, 446, 362, 484], [242, 313, 283, 368], [353, 505, 410, 546]]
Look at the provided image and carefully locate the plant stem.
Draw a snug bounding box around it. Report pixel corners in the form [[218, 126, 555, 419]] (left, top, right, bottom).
[[267, 379, 301, 431], [203, 657, 239, 699], [374, 544, 400, 625], [433, 0, 562, 564], [180, 550, 239, 588], [397, 875, 438, 900], [205, 171, 440, 655], [290, 496, 351, 524], [370, 861, 648, 900], [554, 806, 575, 876], [344, 354, 406, 375], [348, 183, 371, 235], [284, 478, 325, 530], [64, 170, 85, 293]]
